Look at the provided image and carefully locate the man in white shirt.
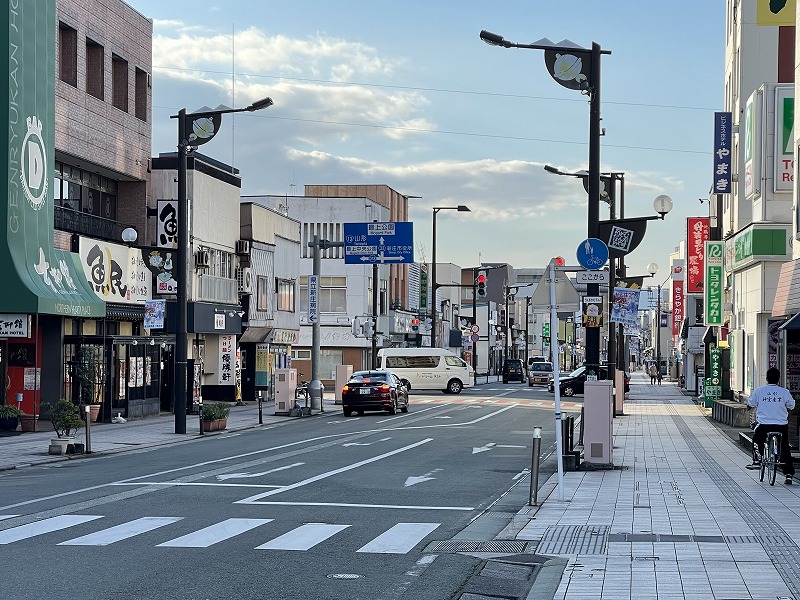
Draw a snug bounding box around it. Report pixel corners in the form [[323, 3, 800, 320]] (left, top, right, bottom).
[[746, 368, 796, 484]]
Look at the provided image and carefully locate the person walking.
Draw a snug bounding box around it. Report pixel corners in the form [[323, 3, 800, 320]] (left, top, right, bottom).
[[746, 367, 796, 484], [649, 363, 657, 385], [657, 368, 663, 386]]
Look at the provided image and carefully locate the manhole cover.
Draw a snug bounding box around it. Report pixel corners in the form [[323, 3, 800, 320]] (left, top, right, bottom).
[[327, 573, 364, 580]]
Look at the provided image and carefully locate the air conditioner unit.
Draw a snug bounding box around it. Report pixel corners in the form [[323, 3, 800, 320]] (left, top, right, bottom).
[[195, 250, 210, 269], [237, 267, 253, 294], [235, 239, 251, 255]]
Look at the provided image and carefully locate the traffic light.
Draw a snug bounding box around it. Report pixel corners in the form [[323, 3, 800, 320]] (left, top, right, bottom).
[[552, 256, 565, 267], [543, 322, 550, 337], [477, 270, 487, 297], [411, 318, 419, 332]]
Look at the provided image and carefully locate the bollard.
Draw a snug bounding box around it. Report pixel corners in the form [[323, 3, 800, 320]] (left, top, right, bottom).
[[258, 390, 263, 425], [578, 407, 584, 447], [198, 398, 204, 436], [84, 405, 92, 454], [529, 426, 542, 506]]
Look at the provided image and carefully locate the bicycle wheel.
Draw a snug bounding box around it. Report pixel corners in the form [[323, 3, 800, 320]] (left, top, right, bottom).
[[771, 436, 781, 486], [760, 447, 767, 482], [765, 440, 777, 486]]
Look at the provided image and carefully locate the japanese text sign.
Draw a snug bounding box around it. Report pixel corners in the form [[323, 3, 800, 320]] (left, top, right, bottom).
[[672, 260, 684, 336], [704, 241, 724, 326], [713, 112, 732, 194], [218, 334, 235, 385], [687, 217, 710, 293]]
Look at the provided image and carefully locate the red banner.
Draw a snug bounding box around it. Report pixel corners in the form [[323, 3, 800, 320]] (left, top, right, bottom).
[[672, 260, 684, 336], [686, 217, 709, 293]]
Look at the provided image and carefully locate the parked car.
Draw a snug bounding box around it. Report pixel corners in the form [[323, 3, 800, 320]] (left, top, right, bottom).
[[341, 370, 409, 417], [376, 347, 473, 394], [502, 359, 525, 383], [528, 361, 554, 386], [548, 366, 630, 396], [527, 356, 548, 369]]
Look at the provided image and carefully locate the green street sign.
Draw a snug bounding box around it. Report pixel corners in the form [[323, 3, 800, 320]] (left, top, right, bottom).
[[704, 241, 724, 326], [543, 322, 550, 337]]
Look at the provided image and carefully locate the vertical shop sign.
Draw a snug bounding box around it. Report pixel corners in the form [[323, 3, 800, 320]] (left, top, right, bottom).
[[687, 217, 710, 293], [419, 264, 429, 311], [775, 86, 795, 192], [704, 241, 724, 326], [713, 112, 732, 194], [671, 260, 684, 335], [218, 335, 235, 385]]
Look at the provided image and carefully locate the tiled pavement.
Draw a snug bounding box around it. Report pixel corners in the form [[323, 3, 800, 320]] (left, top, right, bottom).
[[509, 372, 800, 600]]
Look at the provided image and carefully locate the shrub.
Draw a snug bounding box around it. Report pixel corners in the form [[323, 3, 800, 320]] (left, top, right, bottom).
[[43, 400, 84, 438], [0, 404, 22, 418], [201, 402, 230, 421]]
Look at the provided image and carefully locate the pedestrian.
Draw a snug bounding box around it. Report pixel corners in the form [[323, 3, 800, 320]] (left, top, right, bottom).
[[657, 368, 662, 386], [649, 363, 657, 385], [746, 367, 796, 485]]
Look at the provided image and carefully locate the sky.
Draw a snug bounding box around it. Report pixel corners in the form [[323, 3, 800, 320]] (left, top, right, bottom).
[[126, 0, 724, 284]]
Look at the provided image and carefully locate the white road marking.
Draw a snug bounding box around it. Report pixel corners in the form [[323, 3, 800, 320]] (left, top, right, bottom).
[[472, 443, 496, 454], [255, 523, 350, 550], [59, 517, 183, 546], [0, 515, 102, 544], [356, 523, 440, 554], [239, 501, 473, 510], [111, 482, 283, 489], [0, 515, 18, 520], [433, 416, 452, 419], [513, 468, 530, 481], [405, 554, 439, 576], [342, 437, 392, 447], [237, 438, 434, 504], [404, 468, 442, 487], [157, 518, 272, 548], [216, 462, 304, 481]]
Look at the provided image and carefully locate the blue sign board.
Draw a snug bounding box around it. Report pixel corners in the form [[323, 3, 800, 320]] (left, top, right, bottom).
[[343, 222, 414, 264], [713, 112, 732, 194], [576, 238, 609, 270]]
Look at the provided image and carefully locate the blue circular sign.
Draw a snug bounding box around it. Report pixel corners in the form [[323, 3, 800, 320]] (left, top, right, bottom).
[[576, 238, 609, 270]]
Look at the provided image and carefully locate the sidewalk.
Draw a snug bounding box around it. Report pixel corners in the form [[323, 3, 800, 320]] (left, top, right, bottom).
[[0, 395, 339, 472], [508, 371, 800, 600]]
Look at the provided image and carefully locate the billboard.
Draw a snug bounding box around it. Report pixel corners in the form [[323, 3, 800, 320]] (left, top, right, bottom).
[[686, 217, 710, 294], [672, 260, 685, 336]]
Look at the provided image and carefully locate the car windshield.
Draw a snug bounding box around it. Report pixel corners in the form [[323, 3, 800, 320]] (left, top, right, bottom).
[[349, 372, 388, 383], [566, 366, 585, 378], [530, 363, 553, 372]]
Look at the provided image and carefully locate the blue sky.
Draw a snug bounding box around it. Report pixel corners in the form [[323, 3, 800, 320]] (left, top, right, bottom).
[[127, 0, 724, 281]]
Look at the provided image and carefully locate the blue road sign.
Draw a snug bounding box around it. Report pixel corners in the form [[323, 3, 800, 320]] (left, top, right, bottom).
[[343, 222, 414, 264], [576, 238, 609, 271]]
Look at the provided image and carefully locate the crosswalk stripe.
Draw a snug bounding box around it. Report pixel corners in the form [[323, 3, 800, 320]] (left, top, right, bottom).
[[156, 518, 272, 548], [255, 523, 350, 551], [58, 517, 183, 546], [0, 515, 18, 521], [0, 515, 102, 544], [356, 522, 439, 554]]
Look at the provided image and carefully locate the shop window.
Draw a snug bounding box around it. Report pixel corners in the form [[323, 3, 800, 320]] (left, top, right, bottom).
[[112, 54, 128, 112], [135, 68, 148, 121], [58, 22, 77, 87], [86, 38, 104, 100], [277, 279, 295, 312], [256, 275, 270, 312]]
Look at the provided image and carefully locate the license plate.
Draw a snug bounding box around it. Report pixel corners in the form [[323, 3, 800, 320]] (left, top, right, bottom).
[[359, 388, 371, 395]]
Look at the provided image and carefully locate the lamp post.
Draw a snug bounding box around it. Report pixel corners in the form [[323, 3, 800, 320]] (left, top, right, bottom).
[[481, 29, 610, 376], [431, 205, 470, 347], [647, 263, 668, 380], [171, 97, 273, 434]]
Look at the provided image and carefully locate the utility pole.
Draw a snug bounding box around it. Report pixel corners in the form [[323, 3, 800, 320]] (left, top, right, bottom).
[[371, 261, 378, 369]]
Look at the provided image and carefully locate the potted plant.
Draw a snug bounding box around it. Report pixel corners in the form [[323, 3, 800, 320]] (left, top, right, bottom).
[[42, 399, 84, 454], [0, 404, 21, 431], [75, 345, 104, 422], [201, 402, 230, 432]]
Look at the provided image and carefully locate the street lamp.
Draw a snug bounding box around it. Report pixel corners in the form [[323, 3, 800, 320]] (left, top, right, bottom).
[[170, 96, 273, 434], [431, 205, 470, 347], [647, 263, 667, 380], [480, 29, 611, 375]]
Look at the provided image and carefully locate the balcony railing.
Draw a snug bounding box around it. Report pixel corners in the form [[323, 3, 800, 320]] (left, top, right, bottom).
[[54, 206, 135, 243], [197, 274, 237, 305]]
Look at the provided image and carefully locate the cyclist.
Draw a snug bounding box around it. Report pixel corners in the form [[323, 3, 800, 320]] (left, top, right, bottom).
[[746, 367, 796, 485]]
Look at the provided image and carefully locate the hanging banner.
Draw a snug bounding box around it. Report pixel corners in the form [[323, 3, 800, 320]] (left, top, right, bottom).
[[218, 334, 235, 385], [156, 200, 179, 248], [419, 264, 428, 311], [610, 288, 641, 327], [144, 300, 165, 329], [687, 217, 710, 293], [672, 260, 685, 336], [704, 241, 724, 326], [582, 296, 603, 328]]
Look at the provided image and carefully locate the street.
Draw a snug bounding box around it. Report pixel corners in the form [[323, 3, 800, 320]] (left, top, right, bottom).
[[0, 385, 576, 600]]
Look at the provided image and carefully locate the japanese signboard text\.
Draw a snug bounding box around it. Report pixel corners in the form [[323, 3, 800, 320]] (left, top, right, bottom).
[[704, 241, 724, 326], [687, 217, 710, 294]]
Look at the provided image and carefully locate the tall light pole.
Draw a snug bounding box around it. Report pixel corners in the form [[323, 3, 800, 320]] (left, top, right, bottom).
[[480, 30, 610, 375], [647, 264, 669, 379], [171, 97, 273, 434], [431, 205, 470, 347]]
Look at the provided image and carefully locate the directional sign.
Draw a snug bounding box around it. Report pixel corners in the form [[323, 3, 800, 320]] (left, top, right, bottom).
[[343, 222, 414, 264], [576, 238, 609, 270]]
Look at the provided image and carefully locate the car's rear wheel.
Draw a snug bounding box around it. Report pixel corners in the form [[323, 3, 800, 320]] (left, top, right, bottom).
[[563, 385, 575, 397], [343, 409, 352, 417], [387, 398, 397, 415], [400, 401, 409, 413]]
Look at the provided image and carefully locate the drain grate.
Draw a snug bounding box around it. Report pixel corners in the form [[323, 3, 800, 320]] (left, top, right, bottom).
[[536, 525, 609, 555], [424, 539, 531, 554]]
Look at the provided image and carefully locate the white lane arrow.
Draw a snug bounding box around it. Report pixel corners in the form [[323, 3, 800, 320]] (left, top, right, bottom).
[[216, 462, 304, 480], [342, 437, 392, 447], [472, 443, 496, 454], [404, 468, 442, 487], [434, 416, 452, 419]]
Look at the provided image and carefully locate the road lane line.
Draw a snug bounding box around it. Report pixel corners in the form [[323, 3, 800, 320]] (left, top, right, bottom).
[[237, 438, 434, 503], [59, 517, 183, 546], [0, 515, 102, 544], [356, 523, 440, 554], [157, 518, 272, 548], [243, 501, 473, 510], [255, 523, 350, 550]]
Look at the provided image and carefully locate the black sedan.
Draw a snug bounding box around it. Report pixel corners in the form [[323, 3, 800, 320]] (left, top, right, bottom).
[[341, 370, 410, 417], [548, 366, 630, 396]]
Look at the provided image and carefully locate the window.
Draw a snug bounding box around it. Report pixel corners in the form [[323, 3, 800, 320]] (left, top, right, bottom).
[[277, 279, 295, 312], [291, 350, 311, 360], [135, 68, 148, 121], [58, 23, 77, 87], [298, 276, 346, 313], [256, 276, 270, 312], [445, 356, 467, 368], [86, 38, 104, 100], [112, 54, 128, 112], [386, 355, 439, 369]]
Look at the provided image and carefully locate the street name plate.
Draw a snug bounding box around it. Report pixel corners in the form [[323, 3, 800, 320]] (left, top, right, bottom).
[[576, 270, 609, 284]]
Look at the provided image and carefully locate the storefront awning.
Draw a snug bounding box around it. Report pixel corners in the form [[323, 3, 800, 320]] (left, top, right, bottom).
[[239, 326, 272, 343], [773, 258, 800, 317], [779, 312, 800, 331]]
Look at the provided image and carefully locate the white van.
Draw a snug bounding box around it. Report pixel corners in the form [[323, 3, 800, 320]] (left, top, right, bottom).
[[376, 348, 474, 394]]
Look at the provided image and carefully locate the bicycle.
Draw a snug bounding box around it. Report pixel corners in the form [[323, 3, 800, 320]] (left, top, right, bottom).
[[760, 431, 782, 486], [295, 380, 309, 402]]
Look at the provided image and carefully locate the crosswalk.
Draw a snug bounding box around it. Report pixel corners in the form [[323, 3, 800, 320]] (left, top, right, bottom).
[[414, 396, 581, 409], [0, 514, 440, 554]]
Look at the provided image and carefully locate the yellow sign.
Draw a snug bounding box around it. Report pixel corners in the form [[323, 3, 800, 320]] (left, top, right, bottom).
[[757, 0, 796, 25]]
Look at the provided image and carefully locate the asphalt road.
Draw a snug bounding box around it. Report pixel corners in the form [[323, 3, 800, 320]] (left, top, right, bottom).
[[0, 383, 576, 600]]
